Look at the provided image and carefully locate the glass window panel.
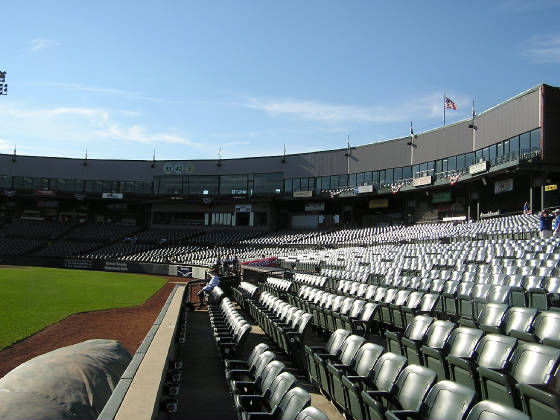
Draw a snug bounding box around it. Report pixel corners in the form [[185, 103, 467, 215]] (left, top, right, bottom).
[[220, 174, 247, 194], [357, 172, 365, 186], [442, 159, 448, 173], [435, 160, 442, 174], [188, 176, 218, 195], [496, 142, 503, 157], [394, 167, 403, 181], [315, 177, 322, 192], [349, 173, 357, 187], [156, 176, 182, 194], [379, 170, 386, 185], [509, 136, 519, 157], [465, 152, 475, 166], [504, 140, 510, 155], [253, 173, 282, 194], [419, 162, 427, 173], [531, 128, 541, 151], [300, 177, 309, 191], [489, 145, 497, 163], [385, 168, 393, 184], [427, 161, 435, 172], [412, 165, 419, 178], [366, 171, 374, 185], [339, 174, 348, 188], [284, 179, 292, 193], [448, 156, 456, 171], [519, 132, 530, 154], [475, 150, 483, 162], [403, 166, 412, 180], [321, 176, 330, 190], [457, 154, 465, 170], [0, 175, 12, 188], [330, 175, 339, 189]]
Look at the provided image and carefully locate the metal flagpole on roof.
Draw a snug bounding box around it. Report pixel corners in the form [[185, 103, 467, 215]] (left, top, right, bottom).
[[443, 92, 446, 126]]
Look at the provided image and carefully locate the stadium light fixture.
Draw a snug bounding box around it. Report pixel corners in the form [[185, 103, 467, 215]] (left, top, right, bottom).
[[0, 71, 7, 95]]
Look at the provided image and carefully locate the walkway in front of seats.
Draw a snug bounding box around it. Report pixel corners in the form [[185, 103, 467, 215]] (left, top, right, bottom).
[[173, 310, 236, 420]]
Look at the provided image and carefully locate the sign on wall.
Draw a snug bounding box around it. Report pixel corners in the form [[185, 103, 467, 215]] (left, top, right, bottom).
[[293, 190, 313, 198], [369, 199, 389, 209], [494, 178, 514, 194], [469, 161, 489, 175], [413, 175, 432, 187], [358, 185, 374, 194], [305, 202, 325, 212]]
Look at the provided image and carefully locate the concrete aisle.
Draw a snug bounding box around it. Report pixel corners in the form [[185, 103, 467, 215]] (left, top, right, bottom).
[[173, 311, 236, 420]]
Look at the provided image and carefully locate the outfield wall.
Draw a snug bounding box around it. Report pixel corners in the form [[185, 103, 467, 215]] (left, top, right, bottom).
[[0, 256, 208, 279]]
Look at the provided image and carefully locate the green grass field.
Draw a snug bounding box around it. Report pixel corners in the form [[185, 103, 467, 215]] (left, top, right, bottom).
[[0, 267, 168, 351]]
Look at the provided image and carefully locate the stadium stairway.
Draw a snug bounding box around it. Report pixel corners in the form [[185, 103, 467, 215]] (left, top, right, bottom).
[[172, 310, 236, 420]]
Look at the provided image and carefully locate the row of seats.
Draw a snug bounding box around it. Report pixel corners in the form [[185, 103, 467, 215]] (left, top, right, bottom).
[[224, 343, 328, 420], [207, 291, 251, 359], [231, 282, 259, 311], [247, 292, 313, 368], [305, 328, 554, 419]]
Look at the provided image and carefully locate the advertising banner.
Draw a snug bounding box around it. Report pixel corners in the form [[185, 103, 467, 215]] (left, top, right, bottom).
[[101, 193, 123, 199], [293, 190, 313, 198], [177, 266, 193, 278], [358, 185, 374, 194], [241, 257, 278, 267]]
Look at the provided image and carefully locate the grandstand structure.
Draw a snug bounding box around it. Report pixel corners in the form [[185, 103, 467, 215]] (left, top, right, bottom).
[[1, 84, 560, 419]]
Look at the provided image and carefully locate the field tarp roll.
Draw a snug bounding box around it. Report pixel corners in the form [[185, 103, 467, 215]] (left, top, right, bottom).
[[0, 339, 131, 420]]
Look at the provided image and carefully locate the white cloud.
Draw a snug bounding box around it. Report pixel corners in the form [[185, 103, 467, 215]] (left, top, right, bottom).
[[30, 39, 59, 52], [243, 92, 471, 124], [0, 102, 196, 153], [0, 138, 13, 152], [522, 34, 560, 63], [45, 82, 188, 104]]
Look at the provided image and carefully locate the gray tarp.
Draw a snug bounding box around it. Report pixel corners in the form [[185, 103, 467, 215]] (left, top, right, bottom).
[[0, 339, 131, 420]]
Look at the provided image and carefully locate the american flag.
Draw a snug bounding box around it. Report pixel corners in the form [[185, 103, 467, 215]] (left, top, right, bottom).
[[445, 97, 457, 110]]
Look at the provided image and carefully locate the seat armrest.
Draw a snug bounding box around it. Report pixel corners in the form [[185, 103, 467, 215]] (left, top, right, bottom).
[[542, 337, 560, 348], [479, 324, 502, 335], [477, 366, 509, 385], [447, 355, 474, 371], [385, 409, 419, 420], [509, 330, 537, 343], [362, 389, 399, 407], [420, 345, 444, 359], [327, 362, 349, 376], [304, 345, 326, 355], [341, 375, 367, 389], [517, 383, 560, 410]]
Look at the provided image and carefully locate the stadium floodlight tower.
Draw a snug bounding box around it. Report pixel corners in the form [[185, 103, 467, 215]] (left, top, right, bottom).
[[0, 71, 7, 95]]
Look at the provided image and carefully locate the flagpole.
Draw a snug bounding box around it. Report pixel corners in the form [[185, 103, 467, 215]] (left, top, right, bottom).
[[443, 92, 446, 126]]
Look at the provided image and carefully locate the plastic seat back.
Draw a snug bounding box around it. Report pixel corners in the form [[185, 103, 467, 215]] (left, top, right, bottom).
[[277, 387, 311, 420], [424, 320, 455, 350], [503, 307, 538, 335], [295, 406, 329, 420], [394, 365, 437, 412], [466, 400, 531, 420], [338, 335, 367, 366], [420, 380, 476, 420], [325, 329, 352, 355], [370, 352, 407, 392], [447, 327, 485, 359], [267, 371, 298, 412], [404, 315, 435, 341]]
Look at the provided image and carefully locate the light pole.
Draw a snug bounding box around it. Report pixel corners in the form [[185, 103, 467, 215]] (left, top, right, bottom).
[[0, 71, 7, 95]]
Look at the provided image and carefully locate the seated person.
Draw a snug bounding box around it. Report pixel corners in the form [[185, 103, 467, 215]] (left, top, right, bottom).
[[197, 266, 220, 308]]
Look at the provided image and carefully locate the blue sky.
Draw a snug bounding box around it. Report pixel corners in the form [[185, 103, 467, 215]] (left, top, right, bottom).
[[1, 0, 559, 161]]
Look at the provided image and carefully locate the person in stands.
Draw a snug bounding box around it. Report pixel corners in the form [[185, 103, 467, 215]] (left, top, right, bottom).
[[523, 201, 531, 215], [197, 266, 220, 309], [553, 209, 560, 237], [539, 208, 555, 239]]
